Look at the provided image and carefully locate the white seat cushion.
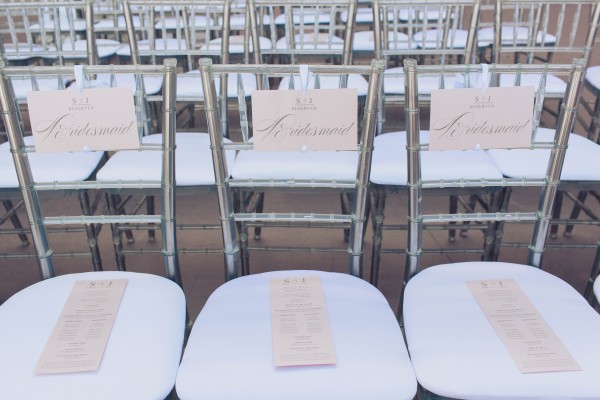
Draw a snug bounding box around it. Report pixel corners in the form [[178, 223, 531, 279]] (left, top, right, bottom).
[[3, 43, 47, 61], [274, 10, 332, 25], [371, 131, 504, 185], [116, 38, 188, 57], [157, 15, 214, 30], [585, 65, 600, 90], [384, 67, 458, 95], [94, 73, 164, 95], [499, 73, 567, 96], [43, 38, 122, 59], [487, 128, 600, 181], [30, 19, 87, 32], [232, 146, 358, 181], [94, 15, 141, 29], [176, 270, 417, 400], [413, 28, 468, 49], [8, 76, 66, 101], [176, 70, 257, 99], [95, 132, 235, 186], [278, 74, 369, 96], [353, 31, 417, 52], [0, 137, 104, 189], [201, 35, 273, 54], [404, 261, 600, 399], [477, 26, 557, 47], [342, 7, 374, 23], [0, 271, 186, 400], [275, 33, 344, 50]]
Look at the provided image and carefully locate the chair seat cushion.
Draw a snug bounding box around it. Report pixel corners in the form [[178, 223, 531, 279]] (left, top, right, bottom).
[[278, 73, 369, 96], [370, 131, 504, 185], [176, 70, 257, 99], [353, 31, 417, 52], [116, 38, 188, 56], [413, 28, 468, 49], [94, 73, 164, 95], [0, 271, 186, 400], [499, 73, 567, 96], [585, 65, 600, 91], [3, 43, 47, 61], [274, 11, 332, 25], [0, 137, 104, 189], [487, 128, 600, 181], [232, 146, 359, 181], [176, 270, 417, 400], [275, 33, 344, 50], [404, 261, 600, 399], [384, 67, 458, 94], [8, 76, 66, 101], [202, 35, 273, 54], [477, 26, 557, 47], [96, 132, 235, 186], [42, 39, 122, 59]]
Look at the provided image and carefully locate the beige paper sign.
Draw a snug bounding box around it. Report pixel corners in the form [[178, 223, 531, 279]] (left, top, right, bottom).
[[251, 89, 357, 151], [467, 279, 581, 373], [270, 276, 336, 367], [27, 87, 139, 152], [429, 86, 534, 150], [35, 279, 128, 374]]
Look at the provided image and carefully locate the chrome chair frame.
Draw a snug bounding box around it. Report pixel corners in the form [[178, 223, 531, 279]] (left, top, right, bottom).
[[0, 60, 181, 285], [199, 59, 385, 280]]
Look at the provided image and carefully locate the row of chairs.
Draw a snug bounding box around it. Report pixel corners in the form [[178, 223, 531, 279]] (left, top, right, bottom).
[[2, 53, 600, 399]]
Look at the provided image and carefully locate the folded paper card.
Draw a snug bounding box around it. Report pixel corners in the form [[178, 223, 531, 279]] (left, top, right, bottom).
[[429, 86, 535, 150], [35, 279, 127, 374], [467, 279, 581, 374], [27, 87, 139, 152], [252, 88, 357, 151], [270, 276, 336, 367]]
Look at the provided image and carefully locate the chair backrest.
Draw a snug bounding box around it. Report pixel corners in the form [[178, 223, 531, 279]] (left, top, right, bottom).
[[198, 59, 385, 280], [402, 58, 586, 290], [122, 0, 232, 71], [373, 0, 481, 64], [490, 0, 600, 65], [0, 59, 181, 285], [0, 0, 97, 66], [248, 0, 358, 65]]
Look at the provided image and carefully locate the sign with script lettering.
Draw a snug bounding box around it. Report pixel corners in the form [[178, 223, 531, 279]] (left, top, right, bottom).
[[251, 89, 357, 151], [27, 87, 139, 152], [429, 86, 534, 151]]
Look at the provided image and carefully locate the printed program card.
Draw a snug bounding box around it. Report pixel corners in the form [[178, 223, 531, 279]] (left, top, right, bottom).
[[467, 279, 581, 373], [270, 276, 336, 367], [429, 86, 534, 150], [35, 279, 128, 374], [27, 87, 139, 152], [251, 88, 357, 152]]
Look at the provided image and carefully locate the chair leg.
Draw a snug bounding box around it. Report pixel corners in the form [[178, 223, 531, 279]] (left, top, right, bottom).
[[341, 192, 352, 242], [146, 195, 156, 243], [448, 195, 458, 243], [550, 191, 564, 239], [2, 199, 29, 246], [77, 191, 103, 271], [564, 191, 589, 237], [106, 192, 127, 271], [369, 189, 386, 286]]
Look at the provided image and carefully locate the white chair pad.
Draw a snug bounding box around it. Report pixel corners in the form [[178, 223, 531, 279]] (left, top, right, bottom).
[[499, 73, 567, 95], [176, 270, 417, 400], [232, 147, 359, 181], [413, 29, 468, 49], [176, 70, 257, 99], [477, 26, 557, 47], [275, 33, 344, 50], [341, 7, 374, 23], [585, 65, 600, 90], [94, 73, 164, 95], [157, 15, 214, 30], [9, 76, 66, 101], [30, 19, 87, 32], [274, 11, 332, 25], [43, 39, 122, 59], [371, 131, 504, 185], [116, 38, 188, 56], [404, 261, 600, 399], [384, 67, 458, 94], [0, 271, 186, 400], [3, 43, 47, 61], [95, 132, 235, 186], [201, 35, 273, 54], [353, 31, 417, 52], [278, 74, 369, 96], [487, 128, 600, 181], [94, 15, 141, 29], [0, 137, 104, 189]]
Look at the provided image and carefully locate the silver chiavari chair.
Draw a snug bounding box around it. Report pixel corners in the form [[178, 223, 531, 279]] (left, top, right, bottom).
[[0, 0, 115, 269], [400, 58, 600, 399], [94, 0, 239, 270], [369, 0, 486, 285], [175, 58, 417, 400], [0, 59, 186, 399]]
